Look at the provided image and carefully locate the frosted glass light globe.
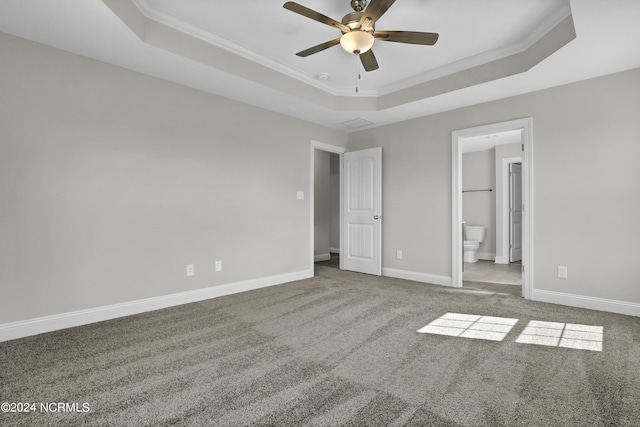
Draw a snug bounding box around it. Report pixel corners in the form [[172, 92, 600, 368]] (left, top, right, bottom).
[[340, 31, 374, 54]]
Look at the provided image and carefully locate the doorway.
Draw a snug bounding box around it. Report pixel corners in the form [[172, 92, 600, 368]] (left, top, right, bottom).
[[310, 141, 346, 273], [310, 142, 383, 277], [313, 150, 340, 264], [452, 118, 533, 299]]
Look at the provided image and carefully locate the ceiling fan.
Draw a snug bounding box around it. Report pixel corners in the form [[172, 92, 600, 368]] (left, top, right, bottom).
[[283, 0, 439, 72]]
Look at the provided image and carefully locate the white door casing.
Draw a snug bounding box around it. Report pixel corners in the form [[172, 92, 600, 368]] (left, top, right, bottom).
[[341, 147, 382, 276], [509, 163, 523, 262], [452, 117, 533, 300]]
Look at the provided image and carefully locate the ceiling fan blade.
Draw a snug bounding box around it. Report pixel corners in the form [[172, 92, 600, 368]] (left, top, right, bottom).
[[360, 49, 379, 72], [374, 30, 439, 45], [358, 0, 397, 31], [283, 2, 350, 32], [296, 38, 341, 57]]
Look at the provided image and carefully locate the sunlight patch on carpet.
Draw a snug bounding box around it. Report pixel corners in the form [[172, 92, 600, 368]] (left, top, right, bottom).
[[417, 312, 518, 341], [515, 320, 603, 351]]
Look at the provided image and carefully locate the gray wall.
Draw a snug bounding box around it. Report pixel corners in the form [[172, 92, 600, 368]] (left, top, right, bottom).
[[2, 30, 639, 327], [462, 149, 496, 257], [348, 67, 640, 304], [0, 33, 347, 324]]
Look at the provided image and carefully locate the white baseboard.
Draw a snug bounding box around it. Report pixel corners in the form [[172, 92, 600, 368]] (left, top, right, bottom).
[[0, 270, 313, 343], [329, 247, 340, 254], [382, 268, 640, 317], [532, 289, 640, 317], [7, 269, 636, 343], [494, 255, 508, 264], [314, 253, 331, 262], [382, 268, 452, 287], [478, 252, 496, 261]]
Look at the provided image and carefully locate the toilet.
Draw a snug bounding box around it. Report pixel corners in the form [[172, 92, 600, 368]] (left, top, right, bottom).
[[464, 226, 486, 263]]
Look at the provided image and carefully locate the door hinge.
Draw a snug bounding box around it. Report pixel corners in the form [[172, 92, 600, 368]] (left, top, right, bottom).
[[521, 143, 525, 151]]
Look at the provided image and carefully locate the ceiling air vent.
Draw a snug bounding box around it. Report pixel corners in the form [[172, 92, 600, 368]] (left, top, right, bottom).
[[340, 117, 376, 129]]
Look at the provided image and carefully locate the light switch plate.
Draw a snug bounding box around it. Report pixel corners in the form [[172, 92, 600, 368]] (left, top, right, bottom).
[[297, 191, 304, 200]]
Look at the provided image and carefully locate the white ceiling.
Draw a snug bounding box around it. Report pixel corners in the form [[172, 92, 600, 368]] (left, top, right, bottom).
[[1, 0, 639, 132]]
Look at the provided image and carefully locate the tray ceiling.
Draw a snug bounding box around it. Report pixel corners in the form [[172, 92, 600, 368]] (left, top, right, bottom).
[[1, 0, 640, 131]]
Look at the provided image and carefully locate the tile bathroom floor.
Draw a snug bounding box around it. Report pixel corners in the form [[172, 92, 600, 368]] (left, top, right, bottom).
[[463, 260, 522, 296]]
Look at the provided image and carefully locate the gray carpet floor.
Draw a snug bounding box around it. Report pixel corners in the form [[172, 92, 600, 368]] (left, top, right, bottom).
[[1, 261, 639, 426]]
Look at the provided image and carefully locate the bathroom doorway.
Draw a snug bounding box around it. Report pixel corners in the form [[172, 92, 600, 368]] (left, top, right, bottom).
[[451, 118, 533, 298]]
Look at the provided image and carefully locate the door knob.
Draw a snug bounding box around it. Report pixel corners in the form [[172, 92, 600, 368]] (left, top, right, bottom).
[[374, 215, 380, 220]]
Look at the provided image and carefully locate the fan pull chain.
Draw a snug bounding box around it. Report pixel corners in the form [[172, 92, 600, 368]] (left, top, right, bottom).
[[355, 56, 361, 93]]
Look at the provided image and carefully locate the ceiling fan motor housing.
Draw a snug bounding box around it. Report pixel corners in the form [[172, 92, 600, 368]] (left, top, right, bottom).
[[341, 12, 372, 32], [351, 0, 367, 12]]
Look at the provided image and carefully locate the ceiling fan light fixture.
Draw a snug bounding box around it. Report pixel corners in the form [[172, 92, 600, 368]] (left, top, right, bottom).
[[340, 31, 374, 55], [284, 1, 439, 72]]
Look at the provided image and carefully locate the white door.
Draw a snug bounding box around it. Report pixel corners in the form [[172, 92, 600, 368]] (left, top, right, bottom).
[[341, 147, 382, 275], [509, 162, 523, 262]]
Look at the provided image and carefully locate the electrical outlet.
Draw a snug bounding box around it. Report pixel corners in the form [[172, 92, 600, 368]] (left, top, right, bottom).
[[186, 264, 194, 277], [215, 260, 222, 272], [396, 250, 403, 260], [557, 266, 568, 279]]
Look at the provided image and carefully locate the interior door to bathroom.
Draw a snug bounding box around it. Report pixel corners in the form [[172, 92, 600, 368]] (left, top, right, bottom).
[[341, 147, 382, 276], [509, 162, 522, 262]]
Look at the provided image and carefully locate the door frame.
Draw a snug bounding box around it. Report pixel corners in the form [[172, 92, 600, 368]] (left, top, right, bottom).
[[310, 141, 347, 272], [451, 118, 533, 299]]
